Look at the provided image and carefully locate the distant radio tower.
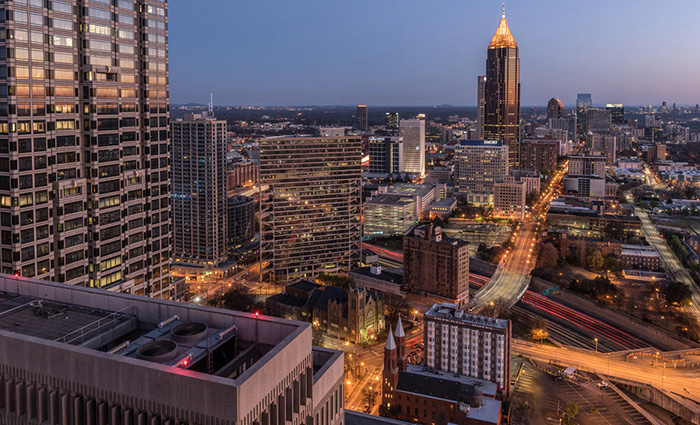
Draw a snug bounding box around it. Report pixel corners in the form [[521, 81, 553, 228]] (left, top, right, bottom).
[[208, 93, 214, 115]]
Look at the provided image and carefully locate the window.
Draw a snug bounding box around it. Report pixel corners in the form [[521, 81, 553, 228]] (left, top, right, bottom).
[[53, 18, 73, 31], [89, 7, 111, 21], [54, 1, 72, 14], [64, 234, 83, 249], [63, 217, 83, 231], [65, 265, 85, 281]]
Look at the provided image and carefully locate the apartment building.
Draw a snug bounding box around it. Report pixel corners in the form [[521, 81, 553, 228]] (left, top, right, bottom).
[[260, 136, 361, 282], [424, 303, 511, 396], [403, 225, 469, 306]]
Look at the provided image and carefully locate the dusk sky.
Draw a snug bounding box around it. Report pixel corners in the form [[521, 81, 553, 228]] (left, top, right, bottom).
[[169, 1, 700, 107]]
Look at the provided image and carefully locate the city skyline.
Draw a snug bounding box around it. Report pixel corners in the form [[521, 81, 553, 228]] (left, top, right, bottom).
[[169, 1, 700, 106]]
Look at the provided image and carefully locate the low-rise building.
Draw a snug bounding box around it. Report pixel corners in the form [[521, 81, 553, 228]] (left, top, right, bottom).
[[427, 165, 454, 182], [563, 175, 607, 198], [266, 280, 385, 344], [493, 180, 526, 221], [621, 244, 661, 270], [363, 194, 416, 237], [429, 197, 458, 219], [511, 169, 541, 196], [546, 208, 642, 238], [227, 160, 259, 190], [350, 265, 404, 299]]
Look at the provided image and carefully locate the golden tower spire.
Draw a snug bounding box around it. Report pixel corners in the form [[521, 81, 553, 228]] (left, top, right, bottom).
[[489, 4, 517, 49]]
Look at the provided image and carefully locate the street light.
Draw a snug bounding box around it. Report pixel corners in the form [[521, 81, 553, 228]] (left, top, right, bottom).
[[594, 338, 598, 355]]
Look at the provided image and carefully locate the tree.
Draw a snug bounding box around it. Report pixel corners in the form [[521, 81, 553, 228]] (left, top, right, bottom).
[[529, 318, 549, 344], [604, 254, 622, 274], [212, 286, 264, 313], [386, 298, 411, 329], [312, 328, 325, 347], [481, 297, 511, 319], [565, 401, 579, 422], [362, 387, 378, 413], [585, 248, 605, 270], [665, 281, 692, 306], [537, 243, 559, 269], [316, 273, 353, 290]]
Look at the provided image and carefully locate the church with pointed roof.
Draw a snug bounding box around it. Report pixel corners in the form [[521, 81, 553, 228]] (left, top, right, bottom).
[[381, 317, 502, 425]]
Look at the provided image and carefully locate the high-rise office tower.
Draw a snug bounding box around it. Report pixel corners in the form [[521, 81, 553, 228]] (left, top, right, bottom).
[[455, 140, 509, 204], [260, 136, 361, 281], [484, 6, 521, 168], [576, 93, 592, 135], [368, 136, 403, 174], [0, 0, 172, 298], [385, 112, 399, 130], [399, 119, 425, 176], [477, 75, 486, 139], [586, 108, 612, 132], [547, 97, 564, 120], [606, 103, 625, 125], [356, 104, 368, 131], [171, 113, 227, 274]]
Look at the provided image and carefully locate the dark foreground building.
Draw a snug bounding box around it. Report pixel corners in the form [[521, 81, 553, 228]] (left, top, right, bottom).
[[0, 274, 344, 425]]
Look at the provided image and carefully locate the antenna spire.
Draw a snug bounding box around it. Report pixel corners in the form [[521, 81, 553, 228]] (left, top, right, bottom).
[[209, 93, 213, 115], [502, 3, 506, 19]]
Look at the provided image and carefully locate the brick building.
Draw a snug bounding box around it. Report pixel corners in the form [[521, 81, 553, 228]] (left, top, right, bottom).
[[382, 319, 501, 425], [403, 225, 469, 306]]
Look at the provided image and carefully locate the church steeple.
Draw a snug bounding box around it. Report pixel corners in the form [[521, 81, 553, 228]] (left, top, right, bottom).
[[382, 326, 399, 408], [395, 317, 407, 371]]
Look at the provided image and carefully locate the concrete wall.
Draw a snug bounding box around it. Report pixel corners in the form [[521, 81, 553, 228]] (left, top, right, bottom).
[[0, 274, 321, 425], [313, 347, 345, 425]]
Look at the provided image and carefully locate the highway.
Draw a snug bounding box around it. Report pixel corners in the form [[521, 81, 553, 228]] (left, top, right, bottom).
[[627, 170, 700, 322], [470, 164, 567, 310], [513, 339, 700, 405], [469, 273, 652, 352]]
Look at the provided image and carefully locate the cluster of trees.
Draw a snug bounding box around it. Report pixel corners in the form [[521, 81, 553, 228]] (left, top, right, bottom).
[[665, 281, 692, 306], [207, 286, 266, 313], [568, 276, 620, 301], [316, 273, 354, 290], [477, 242, 508, 264]]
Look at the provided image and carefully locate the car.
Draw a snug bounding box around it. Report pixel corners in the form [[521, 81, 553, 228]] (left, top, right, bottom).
[[597, 381, 609, 389], [554, 376, 564, 381]]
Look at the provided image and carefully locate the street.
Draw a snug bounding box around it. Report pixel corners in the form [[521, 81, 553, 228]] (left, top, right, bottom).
[[471, 164, 567, 310]]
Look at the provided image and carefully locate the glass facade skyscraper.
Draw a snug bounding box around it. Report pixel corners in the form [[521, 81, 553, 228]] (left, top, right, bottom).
[[0, 0, 172, 298], [484, 7, 520, 168]]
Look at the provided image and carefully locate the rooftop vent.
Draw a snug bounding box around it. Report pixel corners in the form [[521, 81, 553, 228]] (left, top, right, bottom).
[[170, 322, 208, 343], [136, 340, 178, 363]]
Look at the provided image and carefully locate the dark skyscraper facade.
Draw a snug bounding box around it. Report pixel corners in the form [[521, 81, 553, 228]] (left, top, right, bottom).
[[547, 98, 564, 120], [484, 7, 521, 168], [0, 0, 172, 298], [606, 103, 625, 125], [576, 93, 592, 135], [356, 104, 368, 131]]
